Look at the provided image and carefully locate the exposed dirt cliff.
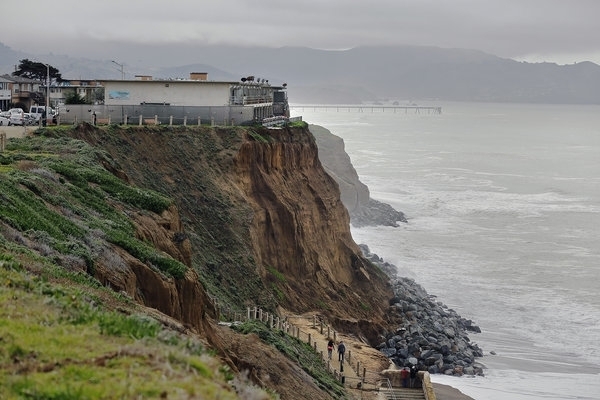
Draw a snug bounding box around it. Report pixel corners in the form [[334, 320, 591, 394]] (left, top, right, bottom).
[[0, 125, 478, 399], [67, 123, 394, 338], [234, 128, 393, 330]]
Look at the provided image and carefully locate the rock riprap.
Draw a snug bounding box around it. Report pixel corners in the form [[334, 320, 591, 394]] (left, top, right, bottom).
[[360, 244, 485, 376]]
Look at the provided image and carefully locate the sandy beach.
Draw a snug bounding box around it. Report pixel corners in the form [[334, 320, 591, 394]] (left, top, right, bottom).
[[433, 383, 474, 400]]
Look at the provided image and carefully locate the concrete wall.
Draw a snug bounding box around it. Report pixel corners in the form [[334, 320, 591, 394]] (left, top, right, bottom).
[[103, 80, 232, 107], [58, 104, 255, 126]]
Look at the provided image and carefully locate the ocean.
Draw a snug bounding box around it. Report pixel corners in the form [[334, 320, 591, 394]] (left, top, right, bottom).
[[290, 102, 600, 400]]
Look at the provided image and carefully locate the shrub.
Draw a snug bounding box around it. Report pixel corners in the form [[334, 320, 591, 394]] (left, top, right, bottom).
[[98, 313, 161, 339]]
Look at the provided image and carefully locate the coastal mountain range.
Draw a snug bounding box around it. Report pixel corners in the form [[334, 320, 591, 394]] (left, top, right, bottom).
[[2, 41, 600, 104]]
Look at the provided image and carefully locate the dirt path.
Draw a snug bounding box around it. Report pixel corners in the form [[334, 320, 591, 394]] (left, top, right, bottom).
[[0, 125, 37, 139], [288, 313, 475, 400], [287, 313, 390, 400]]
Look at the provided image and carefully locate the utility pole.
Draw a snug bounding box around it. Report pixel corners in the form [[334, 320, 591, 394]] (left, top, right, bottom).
[[112, 60, 125, 80], [46, 63, 50, 110]]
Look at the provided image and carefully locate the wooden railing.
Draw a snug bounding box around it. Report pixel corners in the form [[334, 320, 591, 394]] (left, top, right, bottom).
[[213, 301, 436, 399]]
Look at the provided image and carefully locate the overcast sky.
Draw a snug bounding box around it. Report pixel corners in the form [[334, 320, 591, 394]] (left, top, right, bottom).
[[2, 0, 599, 66]]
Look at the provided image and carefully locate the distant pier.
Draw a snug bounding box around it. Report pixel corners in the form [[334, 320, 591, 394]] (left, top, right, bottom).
[[290, 104, 442, 114]]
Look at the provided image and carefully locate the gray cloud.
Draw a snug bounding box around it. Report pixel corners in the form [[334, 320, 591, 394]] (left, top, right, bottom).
[[2, 0, 599, 65]]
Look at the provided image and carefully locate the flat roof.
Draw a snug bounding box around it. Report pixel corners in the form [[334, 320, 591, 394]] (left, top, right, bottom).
[[100, 79, 239, 84]]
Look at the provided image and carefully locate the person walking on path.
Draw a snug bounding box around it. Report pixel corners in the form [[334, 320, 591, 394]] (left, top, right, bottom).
[[401, 366, 410, 388], [337, 341, 346, 363], [409, 365, 418, 388], [327, 339, 334, 360]]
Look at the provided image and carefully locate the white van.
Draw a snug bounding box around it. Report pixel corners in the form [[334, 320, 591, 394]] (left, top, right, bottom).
[[29, 106, 57, 125]]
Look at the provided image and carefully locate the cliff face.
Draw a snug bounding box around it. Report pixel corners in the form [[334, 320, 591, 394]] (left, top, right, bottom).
[[93, 204, 214, 332], [309, 124, 407, 227], [308, 124, 370, 214], [234, 128, 392, 324], [68, 124, 393, 335]]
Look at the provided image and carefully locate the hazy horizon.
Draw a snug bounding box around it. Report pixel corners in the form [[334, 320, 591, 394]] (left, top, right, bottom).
[[2, 0, 599, 68]]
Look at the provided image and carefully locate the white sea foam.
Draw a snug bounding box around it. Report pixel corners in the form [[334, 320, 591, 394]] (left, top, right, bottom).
[[295, 102, 600, 399]]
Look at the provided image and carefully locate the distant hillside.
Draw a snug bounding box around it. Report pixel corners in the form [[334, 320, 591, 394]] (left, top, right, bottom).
[[2, 42, 600, 104]]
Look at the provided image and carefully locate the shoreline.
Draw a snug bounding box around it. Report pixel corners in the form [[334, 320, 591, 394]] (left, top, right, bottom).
[[2, 124, 478, 400], [433, 383, 475, 400]]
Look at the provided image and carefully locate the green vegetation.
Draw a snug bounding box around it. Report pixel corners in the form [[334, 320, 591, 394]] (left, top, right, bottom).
[[0, 124, 340, 399], [266, 265, 286, 283], [0, 254, 245, 399], [0, 134, 186, 278], [247, 130, 270, 143], [233, 320, 346, 399], [271, 283, 285, 302], [288, 120, 308, 128]]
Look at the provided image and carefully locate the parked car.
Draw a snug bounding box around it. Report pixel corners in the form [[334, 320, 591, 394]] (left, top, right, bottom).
[[23, 113, 37, 126], [8, 108, 25, 126], [0, 115, 9, 125]]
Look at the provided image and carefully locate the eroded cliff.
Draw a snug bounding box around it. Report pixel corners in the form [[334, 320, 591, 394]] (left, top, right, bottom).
[[66, 124, 394, 335], [309, 124, 407, 227]]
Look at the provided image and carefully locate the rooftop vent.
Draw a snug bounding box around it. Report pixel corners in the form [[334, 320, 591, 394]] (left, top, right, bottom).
[[190, 72, 208, 81]]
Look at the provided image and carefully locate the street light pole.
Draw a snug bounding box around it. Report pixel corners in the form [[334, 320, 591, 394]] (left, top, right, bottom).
[[46, 63, 50, 112], [112, 60, 124, 80]]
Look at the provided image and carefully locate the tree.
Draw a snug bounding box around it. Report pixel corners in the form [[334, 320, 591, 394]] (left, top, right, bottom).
[[64, 90, 87, 104], [12, 59, 63, 84]]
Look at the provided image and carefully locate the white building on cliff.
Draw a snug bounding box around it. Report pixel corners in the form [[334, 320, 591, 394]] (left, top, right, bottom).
[[89, 72, 288, 126]]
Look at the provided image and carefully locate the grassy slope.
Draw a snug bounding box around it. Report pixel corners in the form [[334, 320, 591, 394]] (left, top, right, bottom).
[[0, 251, 247, 399], [0, 130, 264, 399], [0, 126, 346, 400]]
